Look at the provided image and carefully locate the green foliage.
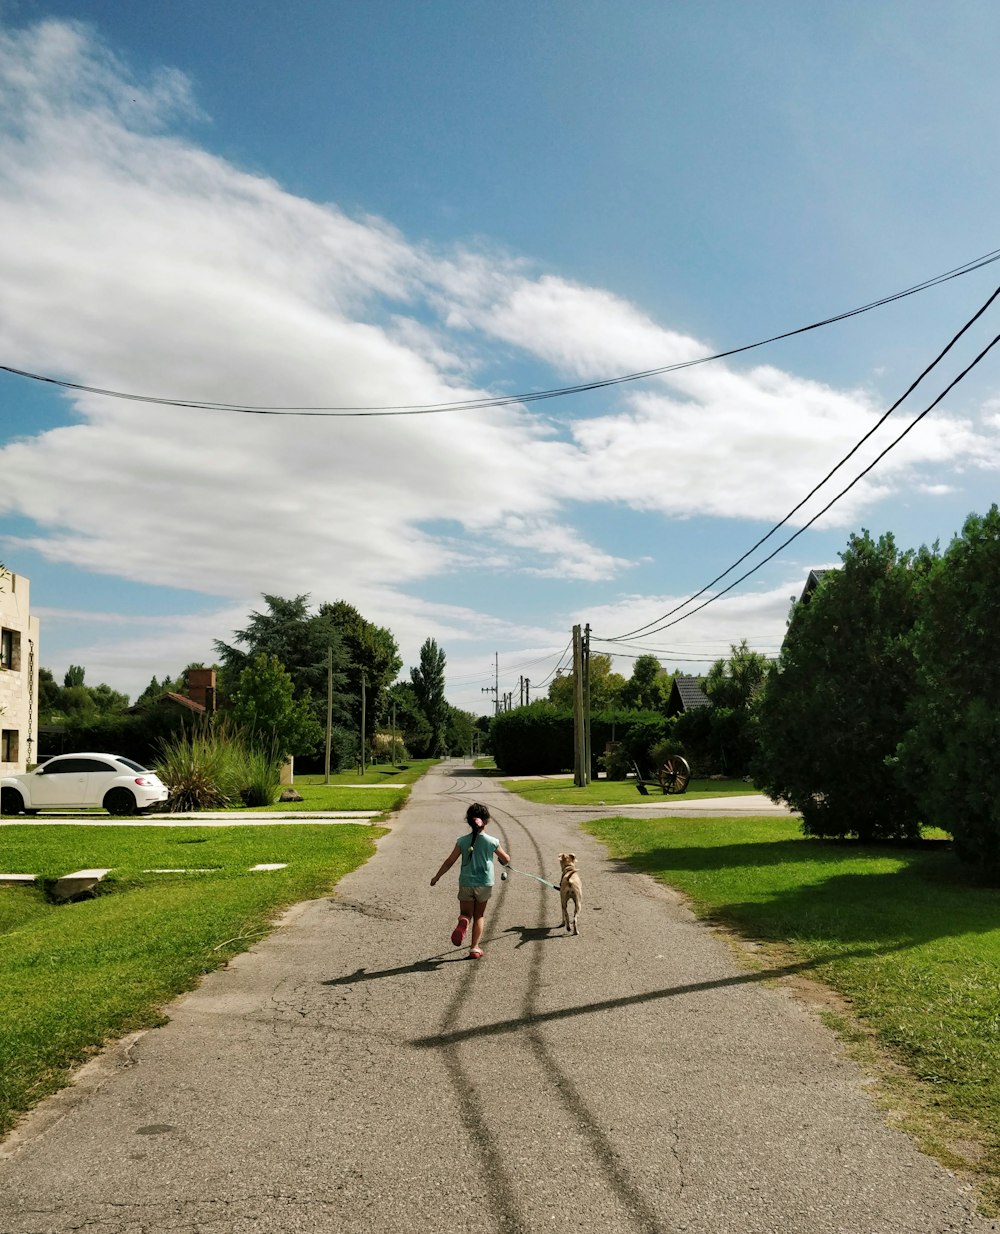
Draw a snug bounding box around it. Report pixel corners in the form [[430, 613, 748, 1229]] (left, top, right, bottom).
[[38, 666, 130, 725], [319, 601, 402, 741], [156, 723, 242, 811], [444, 705, 477, 756], [618, 654, 673, 712], [547, 654, 626, 710], [214, 594, 352, 731], [903, 506, 1000, 875], [231, 653, 323, 760], [410, 637, 449, 757], [491, 702, 573, 774], [388, 680, 433, 758], [755, 530, 934, 841]]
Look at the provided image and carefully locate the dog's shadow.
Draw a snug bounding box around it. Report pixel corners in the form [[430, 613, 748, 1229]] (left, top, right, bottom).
[[503, 923, 565, 949]]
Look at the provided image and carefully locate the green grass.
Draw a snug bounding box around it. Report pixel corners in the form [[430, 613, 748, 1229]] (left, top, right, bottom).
[[0, 822, 385, 1136], [502, 776, 756, 806], [474, 756, 497, 770], [229, 759, 439, 812], [585, 814, 1000, 1209], [292, 759, 437, 787]]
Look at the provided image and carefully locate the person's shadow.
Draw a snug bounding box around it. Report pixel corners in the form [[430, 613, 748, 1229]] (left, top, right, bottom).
[[321, 952, 462, 987]]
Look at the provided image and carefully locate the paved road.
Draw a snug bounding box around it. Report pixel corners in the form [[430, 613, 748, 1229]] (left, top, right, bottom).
[[1, 761, 994, 1233]]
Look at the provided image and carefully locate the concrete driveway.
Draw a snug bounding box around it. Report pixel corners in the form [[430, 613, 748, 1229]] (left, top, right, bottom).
[[0, 760, 993, 1233]]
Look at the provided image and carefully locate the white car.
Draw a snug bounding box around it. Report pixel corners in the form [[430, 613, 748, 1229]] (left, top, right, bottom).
[[0, 752, 170, 816]]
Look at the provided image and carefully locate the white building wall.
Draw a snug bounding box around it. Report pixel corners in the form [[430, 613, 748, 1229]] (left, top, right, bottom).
[[0, 569, 41, 772]]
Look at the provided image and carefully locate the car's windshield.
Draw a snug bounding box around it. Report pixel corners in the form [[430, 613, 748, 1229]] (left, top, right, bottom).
[[117, 757, 149, 773]]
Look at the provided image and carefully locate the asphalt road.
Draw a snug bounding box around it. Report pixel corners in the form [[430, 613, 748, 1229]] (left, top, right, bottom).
[[1, 761, 995, 1233]]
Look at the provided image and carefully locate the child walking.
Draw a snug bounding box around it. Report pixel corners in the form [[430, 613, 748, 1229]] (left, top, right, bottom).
[[430, 802, 511, 959]]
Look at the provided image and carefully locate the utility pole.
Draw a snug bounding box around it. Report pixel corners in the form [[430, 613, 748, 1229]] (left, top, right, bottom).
[[482, 652, 499, 714], [525, 677, 530, 704], [360, 670, 367, 774], [324, 643, 333, 784], [572, 624, 586, 786], [583, 622, 592, 785]]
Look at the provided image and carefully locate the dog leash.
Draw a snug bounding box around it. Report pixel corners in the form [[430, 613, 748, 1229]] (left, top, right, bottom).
[[500, 864, 560, 891]]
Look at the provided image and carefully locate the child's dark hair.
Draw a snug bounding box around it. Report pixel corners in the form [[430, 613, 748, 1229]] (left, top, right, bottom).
[[465, 803, 490, 857]]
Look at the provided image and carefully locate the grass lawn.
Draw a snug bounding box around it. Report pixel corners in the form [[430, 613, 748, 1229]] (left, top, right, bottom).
[[0, 822, 385, 1137], [585, 814, 1000, 1211], [231, 759, 439, 813], [503, 776, 756, 806]]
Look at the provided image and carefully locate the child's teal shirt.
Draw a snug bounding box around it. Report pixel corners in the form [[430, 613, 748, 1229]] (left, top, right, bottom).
[[455, 831, 501, 887]]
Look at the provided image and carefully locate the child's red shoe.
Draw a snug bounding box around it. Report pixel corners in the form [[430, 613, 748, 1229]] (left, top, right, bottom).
[[451, 916, 469, 947]]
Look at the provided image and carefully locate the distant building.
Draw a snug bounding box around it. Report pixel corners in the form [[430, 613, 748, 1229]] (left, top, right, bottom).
[[0, 569, 41, 771], [666, 675, 710, 718]]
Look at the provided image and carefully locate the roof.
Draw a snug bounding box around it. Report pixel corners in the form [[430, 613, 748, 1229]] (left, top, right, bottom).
[[667, 675, 710, 717], [128, 691, 206, 715], [798, 568, 834, 605]]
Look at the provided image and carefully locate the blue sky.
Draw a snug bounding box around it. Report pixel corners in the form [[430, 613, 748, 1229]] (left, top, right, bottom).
[[3, 1, 1000, 713]]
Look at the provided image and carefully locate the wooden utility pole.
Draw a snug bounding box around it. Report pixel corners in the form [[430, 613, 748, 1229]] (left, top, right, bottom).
[[324, 643, 333, 784], [360, 671, 367, 774], [583, 622, 592, 785], [572, 624, 587, 786]]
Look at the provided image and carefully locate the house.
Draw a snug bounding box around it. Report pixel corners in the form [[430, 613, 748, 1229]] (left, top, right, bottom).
[[128, 667, 217, 717], [666, 675, 710, 718], [0, 568, 41, 771], [797, 568, 833, 606]]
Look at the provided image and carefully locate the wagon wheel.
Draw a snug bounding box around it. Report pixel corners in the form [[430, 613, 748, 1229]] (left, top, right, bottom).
[[657, 755, 691, 795]]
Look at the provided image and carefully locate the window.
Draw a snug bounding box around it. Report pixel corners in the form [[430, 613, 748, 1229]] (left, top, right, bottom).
[[1, 730, 19, 763], [0, 628, 20, 671]]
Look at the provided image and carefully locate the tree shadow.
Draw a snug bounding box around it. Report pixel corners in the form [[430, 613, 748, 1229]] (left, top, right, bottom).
[[604, 838, 1000, 951], [411, 943, 903, 1049]]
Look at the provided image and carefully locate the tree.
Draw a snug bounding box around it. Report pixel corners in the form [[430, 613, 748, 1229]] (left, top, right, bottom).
[[319, 601, 402, 744], [445, 706, 477, 756], [703, 640, 770, 711], [37, 667, 62, 720], [215, 594, 351, 729], [64, 665, 86, 688], [903, 506, 1000, 873], [410, 638, 449, 757], [755, 530, 934, 841], [547, 654, 626, 710], [619, 654, 672, 712], [388, 681, 433, 757], [231, 654, 324, 761]]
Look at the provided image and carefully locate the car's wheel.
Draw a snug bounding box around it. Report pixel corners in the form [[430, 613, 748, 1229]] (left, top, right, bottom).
[[104, 788, 137, 816], [1, 787, 25, 815]]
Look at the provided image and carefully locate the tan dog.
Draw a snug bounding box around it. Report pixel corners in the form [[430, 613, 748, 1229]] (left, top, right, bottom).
[[558, 852, 583, 936]]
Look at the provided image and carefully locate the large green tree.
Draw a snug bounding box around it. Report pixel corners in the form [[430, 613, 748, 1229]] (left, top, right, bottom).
[[319, 601, 402, 745], [547, 653, 626, 710], [903, 506, 1000, 873], [215, 594, 351, 729], [231, 654, 324, 761], [410, 638, 449, 757], [619, 654, 672, 712], [755, 530, 934, 841]]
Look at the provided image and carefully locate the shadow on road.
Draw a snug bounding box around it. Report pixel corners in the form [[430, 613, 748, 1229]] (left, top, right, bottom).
[[411, 944, 906, 1049]]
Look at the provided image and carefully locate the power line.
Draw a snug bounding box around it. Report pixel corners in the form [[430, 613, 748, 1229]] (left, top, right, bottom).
[[602, 327, 1000, 641], [600, 281, 1000, 643], [3, 248, 1000, 418]]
